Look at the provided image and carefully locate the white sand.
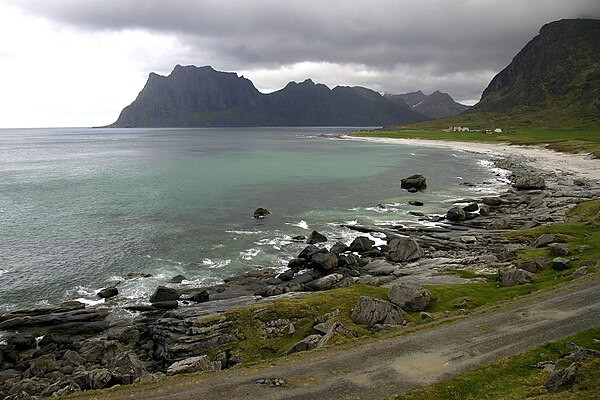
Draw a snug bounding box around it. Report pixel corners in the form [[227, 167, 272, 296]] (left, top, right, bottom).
[[339, 135, 600, 181]]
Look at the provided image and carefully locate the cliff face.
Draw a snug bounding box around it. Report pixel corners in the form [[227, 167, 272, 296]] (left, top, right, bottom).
[[110, 66, 428, 127], [468, 19, 600, 125]]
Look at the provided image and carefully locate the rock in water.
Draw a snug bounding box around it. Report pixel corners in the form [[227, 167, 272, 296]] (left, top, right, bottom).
[[351, 296, 406, 327], [168, 274, 187, 283], [514, 175, 545, 190], [253, 207, 270, 218], [401, 174, 427, 191], [149, 286, 180, 303], [97, 287, 118, 299], [387, 237, 424, 262], [446, 207, 467, 222], [388, 283, 431, 311], [306, 230, 328, 244]]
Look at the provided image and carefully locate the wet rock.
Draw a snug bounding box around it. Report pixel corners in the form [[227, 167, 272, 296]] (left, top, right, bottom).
[[253, 207, 270, 219], [306, 230, 328, 244], [277, 269, 295, 281], [166, 355, 221, 375], [350, 296, 406, 327], [552, 257, 571, 270], [150, 286, 180, 303], [388, 283, 431, 312], [401, 174, 427, 191], [168, 274, 187, 284], [462, 203, 479, 212], [308, 252, 338, 272], [446, 207, 466, 222], [297, 245, 328, 259], [387, 237, 424, 263], [151, 300, 179, 310], [330, 241, 349, 255], [548, 243, 569, 256], [482, 197, 502, 206], [97, 287, 118, 299], [515, 175, 545, 190], [186, 289, 209, 303], [408, 200, 424, 206], [499, 266, 535, 286], [287, 257, 308, 271], [460, 235, 477, 244], [125, 272, 153, 279], [349, 236, 375, 253]]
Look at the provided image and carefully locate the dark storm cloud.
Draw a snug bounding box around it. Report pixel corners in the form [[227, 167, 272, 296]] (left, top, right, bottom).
[[12, 0, 600, 102]]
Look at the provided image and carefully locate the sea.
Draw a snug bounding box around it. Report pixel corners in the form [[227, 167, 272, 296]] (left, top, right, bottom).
[[0, 127, 510, 311]]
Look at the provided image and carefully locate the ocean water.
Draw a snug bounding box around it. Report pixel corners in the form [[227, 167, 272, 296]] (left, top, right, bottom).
[[0, 127, 508, 311]]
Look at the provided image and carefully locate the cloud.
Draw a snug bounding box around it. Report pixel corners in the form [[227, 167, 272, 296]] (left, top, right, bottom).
[[3, 0, 600, 125]]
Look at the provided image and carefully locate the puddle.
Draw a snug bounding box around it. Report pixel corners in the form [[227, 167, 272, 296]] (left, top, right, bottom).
[[391, 353, 450, 383]]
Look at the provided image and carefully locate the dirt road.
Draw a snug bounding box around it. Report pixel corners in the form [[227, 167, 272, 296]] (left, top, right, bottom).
[[74, 274, 600, 400]]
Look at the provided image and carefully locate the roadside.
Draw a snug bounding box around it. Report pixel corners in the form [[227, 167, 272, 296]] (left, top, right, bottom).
[[69, 273, 600, 400]]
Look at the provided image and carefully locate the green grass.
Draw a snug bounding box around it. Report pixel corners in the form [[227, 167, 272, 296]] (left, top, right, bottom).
[[355, 127, 600, 157], [392, 327, 600, 400]]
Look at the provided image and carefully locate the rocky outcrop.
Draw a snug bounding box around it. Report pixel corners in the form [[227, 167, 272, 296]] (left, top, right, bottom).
[[401, 174, 427, 192], [387, 237, 424, 262], [388, 283, 431, 312], [350, 296, 406, 327], [166, 355, 221, 375], [253, 208, 270, 219], [306, 230, 328, 244]]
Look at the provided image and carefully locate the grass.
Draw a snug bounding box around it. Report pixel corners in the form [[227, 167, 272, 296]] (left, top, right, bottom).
[[354, 128, 600, 157], [392, 327, 600, 400]]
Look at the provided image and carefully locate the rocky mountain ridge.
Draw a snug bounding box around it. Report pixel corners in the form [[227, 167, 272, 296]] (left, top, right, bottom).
[[386, 90, 470, 119]]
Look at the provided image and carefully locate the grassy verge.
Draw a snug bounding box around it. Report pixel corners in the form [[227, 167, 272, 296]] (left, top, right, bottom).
[[353, 128, 600, 157], [392, 327, 600, 400]]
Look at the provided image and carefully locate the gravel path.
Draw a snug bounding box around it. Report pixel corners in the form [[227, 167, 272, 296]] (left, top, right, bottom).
[[72, 274, 600, 400]]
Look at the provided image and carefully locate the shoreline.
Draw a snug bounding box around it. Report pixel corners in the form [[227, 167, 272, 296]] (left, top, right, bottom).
[[1, 136, 599, 397], [338, 134, 600, 181]]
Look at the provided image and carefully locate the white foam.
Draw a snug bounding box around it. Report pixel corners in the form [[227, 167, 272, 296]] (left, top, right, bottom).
[[226, 230, 263, 235], [240, 248, 260, 260], [288, 220, 309, 229]]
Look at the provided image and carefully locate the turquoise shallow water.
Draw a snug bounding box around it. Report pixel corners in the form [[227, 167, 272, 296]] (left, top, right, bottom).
[[0, 127, 508, 310]]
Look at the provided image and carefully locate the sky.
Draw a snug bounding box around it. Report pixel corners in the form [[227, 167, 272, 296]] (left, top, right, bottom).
[[1, 1, 599, 128]]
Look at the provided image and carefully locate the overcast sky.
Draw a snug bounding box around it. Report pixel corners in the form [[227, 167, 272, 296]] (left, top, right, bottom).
[[1, 0, 598, 128]]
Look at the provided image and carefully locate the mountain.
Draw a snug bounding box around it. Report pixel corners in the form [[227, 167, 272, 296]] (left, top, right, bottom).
[[109, 65, 428, 127], [385, 90, 470, 119], [465, 18, 600, 127]]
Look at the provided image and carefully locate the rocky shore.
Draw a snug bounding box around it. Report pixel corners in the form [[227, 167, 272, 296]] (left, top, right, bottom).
[[1, 152, 599, 399]]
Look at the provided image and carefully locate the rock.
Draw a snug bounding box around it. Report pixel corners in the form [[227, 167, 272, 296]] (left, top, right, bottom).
[[253, 207, 270, 218], [304, 273, 344, 291], [579, 259, 598, 267], [291, 235, 306, 242], [152, 300, 179, 309], [306, 230, 328, 244], [110, 351, 146, 384], [256, 378, 286, 387], [277, 269, 295, 281], [337, 254, 361, 269], [479, 205, 490, 216], [489, 218, 510, 229], [7, 333, 37, 351], [532, 233, 559, 248], [287, 257, 308, 270], [499, 266, 535, 286], [168, 274, 187, 284], [572, 267, 588, 278], [552, 257, 571, 270], [482, 197, 502, 206], [88, 368, 113, 389], [126, 272, 153, 279], [462, 203, 479, 212], [349, 236, 375, 253], [350, 296, 406, 327], [408, 200, 424, 206], [62, 349, 86, 367], [298, 244, 328, 259], [420, 311, 434, 320], [286, 334, 322, 354], [186, 290, 209, 303], [548, 243, 569, 256], [460, 235, 477, 244], [6, 378, 49, 397], [26, 354, 60, 377], [401, 174, 427, 191], [546, 362, 579, 392], [330, 241, 349, 254], [515, 175, 545, 190], [577, 245, 592, 253], [97, 287, 118, 299], [387, 237, 424, 262], [308, 252, 338, 271], [166, 355, 221, 375], [446, 207, 466, 222], [517, 257, 547, 273], [149, 286, 180, 303], [388, 283, 431, 312]]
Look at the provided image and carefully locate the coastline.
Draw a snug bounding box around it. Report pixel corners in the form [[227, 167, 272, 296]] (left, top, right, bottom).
[[338, 134, 600, 181], [1, 134, 600, 398]]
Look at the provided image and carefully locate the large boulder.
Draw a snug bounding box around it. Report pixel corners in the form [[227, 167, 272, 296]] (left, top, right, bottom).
[[446, 207, 467, 222], [516, 257, 547, 273], [304, 273, 344, 291], [26, 354, 61, 377], [532, 233, 559, 248], [387, 237, 424, 263], [548, 243, 569, 256], [149, 286, 180, 303], [297, 245, 327, 259], [253, 207, 270, 218], [350, 296, 406, 327], [330, 241, 349, 254], [109, 351, 147, 384], [499, 266, 535, 286], [97, 287, 118, 299], [166, 355, 221, 376], [308, 252, 338, 271], [388, 283, 431, 312], [552, 257, 571, 270], [306, 230, 328, 244], [514, 175, 545, 190], [482, 197, 503, 206], [401, 174, 427, 191], [349, 236, 375, 253]]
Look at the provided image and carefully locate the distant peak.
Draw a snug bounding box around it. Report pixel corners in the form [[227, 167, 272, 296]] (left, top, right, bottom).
[[301, 78, 315, 85]]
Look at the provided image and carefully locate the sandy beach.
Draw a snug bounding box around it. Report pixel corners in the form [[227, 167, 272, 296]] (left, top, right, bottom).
[[339, 135, 600, 181]]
